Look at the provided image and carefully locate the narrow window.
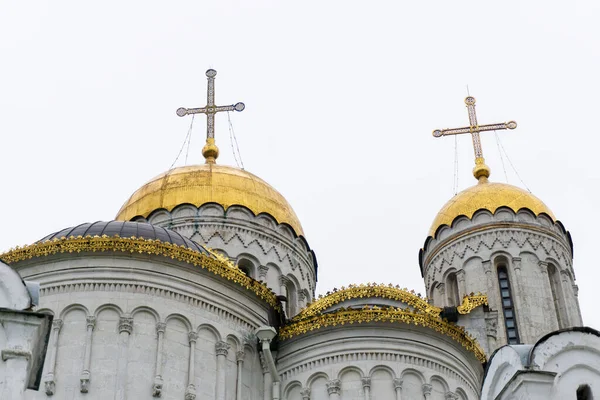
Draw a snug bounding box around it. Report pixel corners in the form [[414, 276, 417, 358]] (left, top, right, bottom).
[[497, 266, 520, 344], [446, 272, 460, 306], [577, 384, 593, 400], [548, 264, 567, 328]]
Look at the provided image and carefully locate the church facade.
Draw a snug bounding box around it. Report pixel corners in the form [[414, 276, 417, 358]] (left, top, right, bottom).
[[1, 71, 598, 399]]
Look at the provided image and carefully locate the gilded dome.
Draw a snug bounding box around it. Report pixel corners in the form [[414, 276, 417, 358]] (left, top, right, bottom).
[[429, 180, 555, 237], [116, 164, 304, 236]]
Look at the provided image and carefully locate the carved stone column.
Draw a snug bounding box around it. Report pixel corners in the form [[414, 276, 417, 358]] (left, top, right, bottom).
[[559, 270, 578, 327], [258, 265, 269, 282], [326, 379, 341, 399], [80, 316, 96, 393], [436, 282, 445, 306], [185, 332, 198, 400], [485, 311, 499, 353], [361, 377, 371, 400], [572, 283, 584, 324], [259, 352, 272, 400], [297, 290, 307, 310], [235, 351, 245, 400], [393, 378, 402, 400], [422, 383, 432, 399], [43, 319, 63, 396], [153, 322, 166, 397], [300, 387, 311, 400], [215, 341, 230, 400], [116, 316, 133, 400], [279, 276, 289, 297], [538, 261, 557, 334], [456, 269, 466, 299]]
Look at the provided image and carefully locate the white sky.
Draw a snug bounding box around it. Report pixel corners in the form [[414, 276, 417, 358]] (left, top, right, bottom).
[[1, 1, 599, 330]]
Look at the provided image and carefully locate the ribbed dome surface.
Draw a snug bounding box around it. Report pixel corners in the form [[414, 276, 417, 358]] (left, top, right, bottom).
[[38, 221, 210, 255]]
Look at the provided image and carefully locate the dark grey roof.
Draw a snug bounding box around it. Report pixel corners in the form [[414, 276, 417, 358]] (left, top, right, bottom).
[[37, 221, 209, 255]]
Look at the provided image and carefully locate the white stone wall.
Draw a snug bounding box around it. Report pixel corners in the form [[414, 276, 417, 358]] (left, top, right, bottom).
[[421, 208, 580, 353], [135, 203, 317, 319], [15, 254, 270, 400], [482, 328, 600, 400], [277, 325, 483, 400]]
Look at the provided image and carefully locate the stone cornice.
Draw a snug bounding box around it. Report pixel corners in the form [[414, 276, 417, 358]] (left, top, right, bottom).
[[1, 235, 280, 311]]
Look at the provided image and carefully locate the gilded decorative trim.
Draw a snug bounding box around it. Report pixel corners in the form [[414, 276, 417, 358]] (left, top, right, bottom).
[[1, 235, 279, 311], [457, 294, 488, 315], [294, 284, 441, 320], [280, 306, 486, 363]]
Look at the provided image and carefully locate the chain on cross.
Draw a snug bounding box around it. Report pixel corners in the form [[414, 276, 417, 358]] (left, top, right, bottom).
[[176, 69, 245, 164], [432, 96, 517, 181]]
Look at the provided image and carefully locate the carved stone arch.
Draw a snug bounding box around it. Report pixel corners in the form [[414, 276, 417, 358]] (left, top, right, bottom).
[[236, 253, 259, 278], [130, 305, 160, 322], [276, 224, 295, 240], [399, 368, 426, 384], [455, 387, 469, 400], [283, 381, 303, 398], [306, 371, 330, 387], [225, 333, 242, 353], [211, 248, 230, 258], [36, 308, 55, 316], [295, 236, 308, 253], [452, 215, 472, 232], [94, 303, 124, 318], [472, 209, 494, 225], [165, 313, 193, 332], [226, 205, 256, 221], [436, 225, 452, 241], [443, 267, 460, 307], [429, 375, 450, 392], [337, 366, 365, 380], [147, 208, 171, 225], [491, 251, 516, 267], [368, 365, 396, 379], [516, 208, 536, 223], [494, 206, 516, 222], [256, 213, 277, 230], [198, 202, 226, 217], [243, 343, 256, 358], [171, 203, 199, 219], [196, 323, 222, 342], [59, 303, 90, 320]]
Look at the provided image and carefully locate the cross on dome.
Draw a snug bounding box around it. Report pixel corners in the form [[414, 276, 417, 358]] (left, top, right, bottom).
[[176, 69, 245, 164], [432, 96, 517, 182]]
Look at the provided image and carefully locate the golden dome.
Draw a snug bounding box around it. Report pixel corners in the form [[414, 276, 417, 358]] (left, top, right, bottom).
[[116, 164, 304, 236], [429, 180, 555, 237]]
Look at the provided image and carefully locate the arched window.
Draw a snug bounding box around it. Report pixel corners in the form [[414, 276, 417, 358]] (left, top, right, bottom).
[[577, 384, 594, 400], [237, 259, 255, 279], [284, 280, 297, 317], [497, 264, 520, 344], [547, 263, 567, 328], [445, 272, 460, 307]]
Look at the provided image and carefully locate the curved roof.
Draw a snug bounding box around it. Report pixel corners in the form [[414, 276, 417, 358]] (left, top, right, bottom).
[[37, 221, 209, 255], [429, 180, 555, 237], [115, 164, 304, 236], [282, 284, 486, 362]]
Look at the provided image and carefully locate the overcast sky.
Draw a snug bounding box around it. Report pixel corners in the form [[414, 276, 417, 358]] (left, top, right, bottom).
[[1, 1, 599, 329]]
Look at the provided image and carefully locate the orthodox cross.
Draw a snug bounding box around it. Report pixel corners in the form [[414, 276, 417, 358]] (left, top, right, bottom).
[[176, 69, 245, 163], [432, 96, 517, 180]]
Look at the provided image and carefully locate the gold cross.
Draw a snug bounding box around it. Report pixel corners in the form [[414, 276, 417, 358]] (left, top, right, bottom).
[[432, 96, 517, 181], [176, 69, 245, 164]]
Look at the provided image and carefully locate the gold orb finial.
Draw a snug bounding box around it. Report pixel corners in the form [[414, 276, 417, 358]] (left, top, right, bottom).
[[202, 138, 219, 164], [473, 157, 491, 182]]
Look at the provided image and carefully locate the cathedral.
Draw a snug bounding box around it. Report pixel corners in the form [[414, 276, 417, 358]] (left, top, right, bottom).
[[1, 69, 599, 400]]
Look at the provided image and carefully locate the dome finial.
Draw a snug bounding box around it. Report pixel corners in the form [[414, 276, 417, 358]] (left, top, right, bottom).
[[175, 69, 245, 164], [432, 96, 517, 183]]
